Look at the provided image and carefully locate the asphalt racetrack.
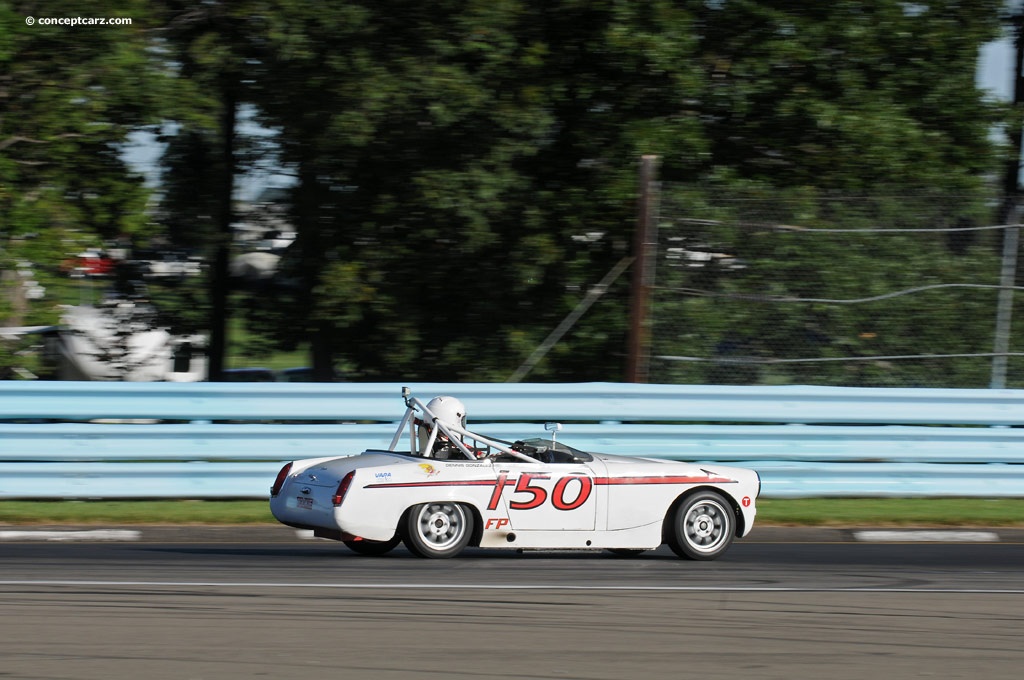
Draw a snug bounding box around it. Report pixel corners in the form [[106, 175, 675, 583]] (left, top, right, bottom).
[[1, 527, 1022, 680]]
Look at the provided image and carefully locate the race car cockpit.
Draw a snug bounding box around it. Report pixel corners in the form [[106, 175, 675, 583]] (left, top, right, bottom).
[[390, 388, 591, 464]]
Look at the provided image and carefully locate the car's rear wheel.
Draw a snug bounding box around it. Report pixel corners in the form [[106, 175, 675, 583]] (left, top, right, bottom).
[[343, 534, 401, 556], [666, 491, 736, 561], [403, 502, 474, 558]]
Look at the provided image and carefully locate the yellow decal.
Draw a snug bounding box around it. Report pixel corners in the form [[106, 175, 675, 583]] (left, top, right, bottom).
[[418, 463, 438, 476]]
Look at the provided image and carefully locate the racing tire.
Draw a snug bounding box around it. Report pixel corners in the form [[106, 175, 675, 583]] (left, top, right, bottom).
[[666, 490, 736, 561], [403, 502, 474, 559], [343, 535, 402, 556]]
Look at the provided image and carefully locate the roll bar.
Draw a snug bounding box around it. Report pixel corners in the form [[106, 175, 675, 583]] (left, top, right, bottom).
[[389, 387, 536, 462]]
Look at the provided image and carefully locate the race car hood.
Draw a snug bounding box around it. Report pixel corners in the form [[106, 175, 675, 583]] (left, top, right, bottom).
[[590, 452, 754, 482], [591, 452, 709, 467]]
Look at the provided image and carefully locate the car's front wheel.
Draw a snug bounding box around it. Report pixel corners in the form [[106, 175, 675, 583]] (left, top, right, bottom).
[[666, 491, 736, 561], [403, 502, 474, 558], [343, 534, 402, 556]]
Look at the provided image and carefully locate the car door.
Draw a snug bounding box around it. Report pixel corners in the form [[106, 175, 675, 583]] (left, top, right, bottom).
[[488, 460, 597, 531]]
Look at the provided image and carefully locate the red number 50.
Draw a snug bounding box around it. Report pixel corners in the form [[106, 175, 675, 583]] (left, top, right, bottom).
[[502, 473, 592, 511]]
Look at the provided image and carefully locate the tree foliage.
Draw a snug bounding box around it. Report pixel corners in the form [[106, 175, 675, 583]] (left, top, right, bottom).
[[694, 0, 1005, 193], [236, 0, 711, 381], [230, 0, 1006, 383], [649, 1, 1010, 387], [1, 1, 1014, 385]]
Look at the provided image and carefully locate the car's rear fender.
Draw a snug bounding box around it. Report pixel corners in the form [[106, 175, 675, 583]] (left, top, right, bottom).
[[337, 478, 496, 543], [392, 502, 486, 548]]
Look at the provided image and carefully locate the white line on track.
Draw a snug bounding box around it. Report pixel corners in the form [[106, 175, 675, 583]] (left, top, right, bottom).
[[853, 530, 999, 542], [1, 580, 1023, 594], [0, 530, 141, 542]]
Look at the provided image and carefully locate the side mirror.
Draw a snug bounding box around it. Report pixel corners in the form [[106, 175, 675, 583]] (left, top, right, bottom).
[[545, 422, 562, 443]]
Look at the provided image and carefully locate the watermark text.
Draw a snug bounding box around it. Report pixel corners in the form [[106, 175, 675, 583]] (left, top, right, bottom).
[[26, 16, 133, 27]]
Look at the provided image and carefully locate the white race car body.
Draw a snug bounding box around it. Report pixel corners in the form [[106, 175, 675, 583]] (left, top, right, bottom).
[[270, 390, 760, 559]]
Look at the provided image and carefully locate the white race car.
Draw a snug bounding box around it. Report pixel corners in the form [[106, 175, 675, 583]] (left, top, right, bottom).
[[270, 388, 760, 559]]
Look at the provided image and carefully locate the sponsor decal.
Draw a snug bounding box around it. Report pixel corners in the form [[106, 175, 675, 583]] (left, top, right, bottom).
[[742, 496, 751, 507], [374, 471, 392, 481], [485, 518, 510, 530], [418, 463, 439, 477]]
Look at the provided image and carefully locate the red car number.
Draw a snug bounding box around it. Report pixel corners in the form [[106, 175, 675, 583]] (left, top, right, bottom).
[[487, 472, 593, 511]]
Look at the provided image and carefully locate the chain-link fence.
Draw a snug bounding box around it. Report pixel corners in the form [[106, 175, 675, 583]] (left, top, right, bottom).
[[648, 185, 1024, 388]]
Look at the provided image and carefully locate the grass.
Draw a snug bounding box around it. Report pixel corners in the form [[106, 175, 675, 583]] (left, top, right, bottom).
[[756, 498, 1024, 527], [0, 500, 276, 525], [1, 498, 1022, 527], [225, 314, 308, 371]]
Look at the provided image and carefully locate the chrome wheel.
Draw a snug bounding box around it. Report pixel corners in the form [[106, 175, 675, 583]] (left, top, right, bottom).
[[667, 491, 736, 561], [403, 502, 473, 558]]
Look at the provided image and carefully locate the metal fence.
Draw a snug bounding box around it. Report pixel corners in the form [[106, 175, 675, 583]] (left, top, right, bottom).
[[1, 381, 1022, 499], [648, 186, 1024, 388]]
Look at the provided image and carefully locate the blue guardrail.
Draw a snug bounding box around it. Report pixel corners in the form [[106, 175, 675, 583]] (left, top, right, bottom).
[[1, 381, 1022, 499]]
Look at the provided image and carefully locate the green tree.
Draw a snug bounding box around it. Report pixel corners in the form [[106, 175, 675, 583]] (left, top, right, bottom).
[[694, 0, 1004, 193], [646, 1, 1010, 387], [154, 0, 266, 378], [239, 0, 709, 381], [151, 0, 1009, 386]]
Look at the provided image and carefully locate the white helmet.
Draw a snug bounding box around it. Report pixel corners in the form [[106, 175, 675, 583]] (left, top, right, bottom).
[[418, 396, 467, 456], [423, 396, 467, 430]]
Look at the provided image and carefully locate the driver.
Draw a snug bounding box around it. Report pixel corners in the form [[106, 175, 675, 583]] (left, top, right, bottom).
[[417, 396, 469, 458]]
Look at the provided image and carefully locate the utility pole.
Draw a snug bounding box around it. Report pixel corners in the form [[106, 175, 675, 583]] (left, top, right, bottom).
[[626, 155, 660, 383], [208, 77, 236, 382], [992, 11, 1024, 389]]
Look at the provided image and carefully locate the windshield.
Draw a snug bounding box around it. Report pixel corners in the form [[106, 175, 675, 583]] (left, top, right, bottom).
[[511, 438, 593, 464]]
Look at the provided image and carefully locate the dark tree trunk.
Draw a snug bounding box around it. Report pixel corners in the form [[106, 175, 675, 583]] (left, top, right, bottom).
[[208, 80, 235, 381]]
